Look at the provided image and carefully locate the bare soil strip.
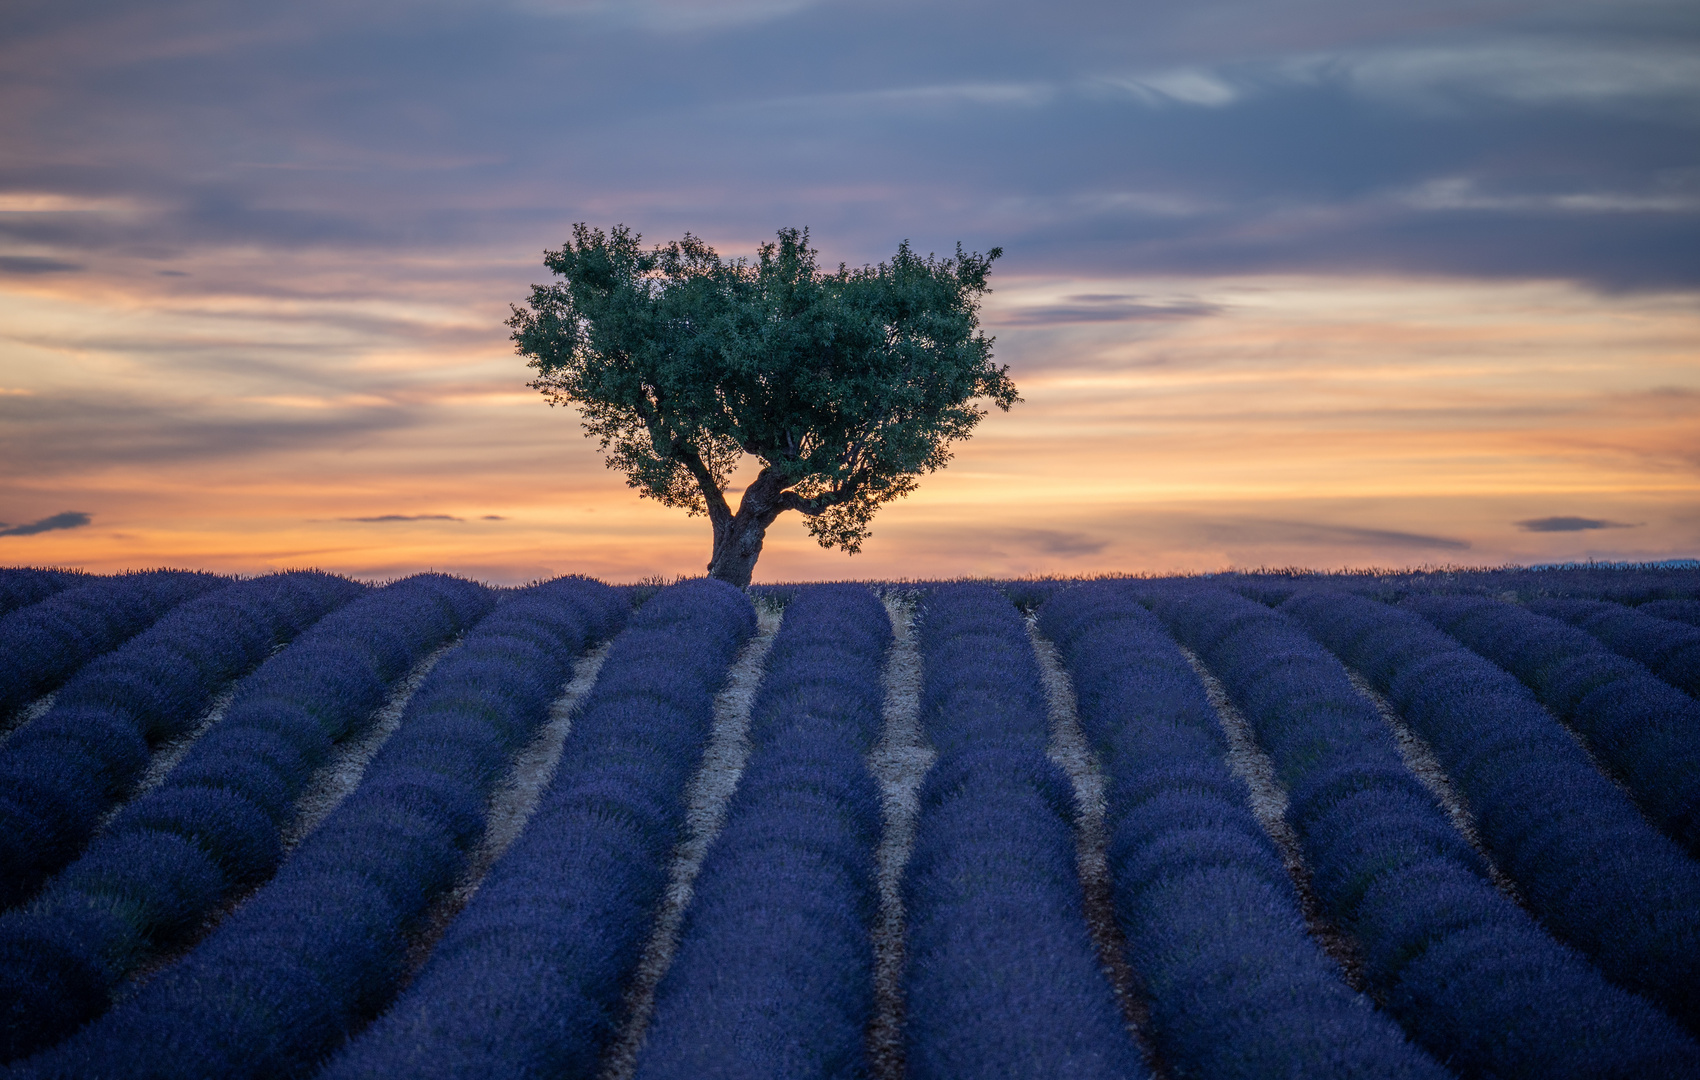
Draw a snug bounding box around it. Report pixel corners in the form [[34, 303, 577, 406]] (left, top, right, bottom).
[[399, 639, 614, 984], [1451, 596, 1646, 810], [122, 641, 458, 992], [94, 684, 240, 836], [1343, 669, 1526, 906], [281, 638, 460, 852], [1178, 645, 1368, 991], [1026, 617, 1167, 1078], [596, 599, 784, 1080], [0, 691, 58, 745], [89, 640, 295, 818], [867, 590, 934, 1080]]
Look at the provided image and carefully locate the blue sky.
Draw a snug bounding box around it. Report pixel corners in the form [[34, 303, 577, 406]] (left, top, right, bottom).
[[1, 0, 1696, 580]]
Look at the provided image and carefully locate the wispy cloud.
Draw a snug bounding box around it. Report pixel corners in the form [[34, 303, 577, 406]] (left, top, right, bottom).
[[0, 392, 420, 476], [1332, 40, 1700, 114], [516, 0, 821, 32], [1204, 520, 1472, 551], [0, 256, 84, 275], [1401, 177, 1700, 214], [0, 511, 92, 537], [338, 514, 464, 522], [1095, 68, 1242, 108], [1005, 529, 1109, 557], [1516, 516, 1638, 532], [0, 193, 147, 213], [995, 294, 1224, 326]]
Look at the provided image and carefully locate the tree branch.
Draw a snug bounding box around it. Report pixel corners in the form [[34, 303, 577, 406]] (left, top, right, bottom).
[[632, 389, 732, 527], [679, 444, 733, 527], [777, 490, 825, 516], [777, 464, 867, 517]]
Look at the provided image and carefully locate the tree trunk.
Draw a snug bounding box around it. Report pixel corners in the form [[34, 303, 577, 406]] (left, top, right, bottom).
[[705, 466, 789, 587], [706, 513, 769, 587]]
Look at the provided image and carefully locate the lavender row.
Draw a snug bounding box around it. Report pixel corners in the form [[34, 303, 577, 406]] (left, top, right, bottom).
[[1390, 566, 1699, 605], [15, 576, 627, 1079], [1487, 566, 1700, 604], [1204, 567, 1700, 610], [1404, 595, 1700, 854], [903, 584, 1144, 1080], [0, 570, 228, 719], [634, 584, 890, 1080], [1641, 599, 1700, 627], [322, 577, 756, 1080], [1154, 585, 1699, 1077], [1525, 598, 1700, 699], [0, 571, 364, 909], [0, 569, 85, 620], [1283, 589, 1700, 1040], [1038, 584, 1447, 1080], [0, 574, 493, 1063]]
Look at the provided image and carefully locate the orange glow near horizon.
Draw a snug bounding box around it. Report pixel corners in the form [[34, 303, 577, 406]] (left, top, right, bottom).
[[3, 263, 1697, 583]]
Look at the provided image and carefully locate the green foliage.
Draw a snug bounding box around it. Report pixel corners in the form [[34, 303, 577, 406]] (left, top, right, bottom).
[[509, 225, 1017, 557]]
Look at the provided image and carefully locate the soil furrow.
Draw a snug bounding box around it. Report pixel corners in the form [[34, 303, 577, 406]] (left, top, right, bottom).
[[596, 598, 784, 1080], [281, 636, 461, 852], [1343, 667, 1527, 907], [1026, 616, 1166, 1078], [93, 684, 238, 837], [1178, 643, 1368, 991], [398, 638, 615, 986], [867, 590, 933, 1080]]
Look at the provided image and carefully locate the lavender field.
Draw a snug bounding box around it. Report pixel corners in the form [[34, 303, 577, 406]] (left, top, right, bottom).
[[1, 565, 1698, 1079]]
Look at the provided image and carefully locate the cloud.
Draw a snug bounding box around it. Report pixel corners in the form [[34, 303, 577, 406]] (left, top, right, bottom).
[[1204, 520, 1472, 550], [1097, 68, 1242, 108], [0, 392, 419, 477], [1333, 40, 1700, 114], [1399, 177, 1700, 215], [0, 255, 83, 274], [1516, 516, 1638, 532], [1005, 529, 1109, 557], [1, 2, 1696, 292], [516, 0, 821, 32], [996, 294, 1224, 326], [0, 511, 93, 537], [333, 514, 509, 523]]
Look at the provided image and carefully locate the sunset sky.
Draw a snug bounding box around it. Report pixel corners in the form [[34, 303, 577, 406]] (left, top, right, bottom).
[[2, 0, 1696, 583]]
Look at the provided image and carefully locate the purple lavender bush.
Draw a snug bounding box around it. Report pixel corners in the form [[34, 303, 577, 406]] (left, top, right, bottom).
[[903, 583, 1145, 1080], [0, 571, 363, 909], [319, 577, 755, 1080], [0, 570, 228, 719], [0, 574, 493, 1062], [1525, 597, 1700, 699], [1042, 582, 1450, 1079], [1284, 588, 1700, 1047], [11, 576, 624, 1080], [634, 583, 888, 1080]]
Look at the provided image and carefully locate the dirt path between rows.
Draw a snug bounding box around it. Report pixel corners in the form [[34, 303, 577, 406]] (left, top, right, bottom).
[[1027, 617, 1166, 1078], [597, 599, 784, 1080], [398, 638, 615, 985], [1344, 669, 1525, 907], [867, 590, 934, 1080], [1178, 644, 1368, 991]]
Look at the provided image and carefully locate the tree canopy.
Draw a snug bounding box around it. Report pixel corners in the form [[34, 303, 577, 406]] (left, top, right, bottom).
[[509, 225, 1018, 585]]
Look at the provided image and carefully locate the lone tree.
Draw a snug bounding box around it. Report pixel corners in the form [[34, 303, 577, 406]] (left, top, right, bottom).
[[509, 225, 1019, 586]]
